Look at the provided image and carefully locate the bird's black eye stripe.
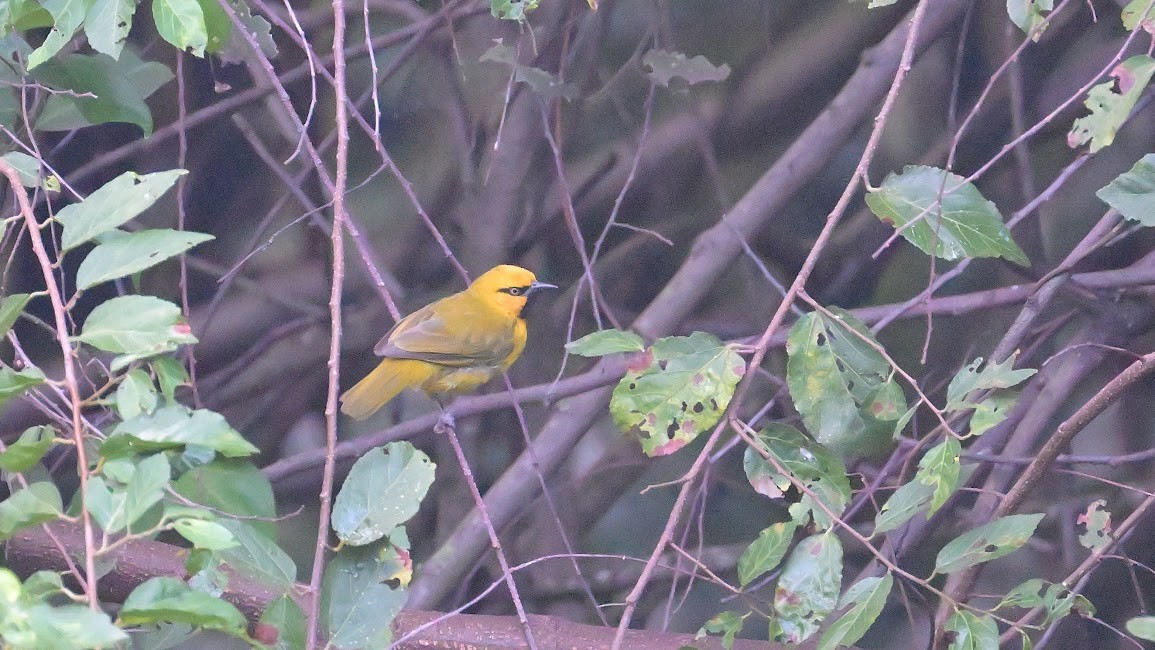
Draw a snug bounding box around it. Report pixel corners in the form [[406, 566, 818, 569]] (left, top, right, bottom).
[[499, 286, 530, 296]]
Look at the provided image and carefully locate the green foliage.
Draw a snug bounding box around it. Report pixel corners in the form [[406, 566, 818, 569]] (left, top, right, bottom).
[[865, 165, 1030, 265], [565, 328, 645, 356], [1007, 0, 1054, 39], [322, 539, 409, 649], [818, 574, 893, 650], [997, 579, 1093, 625], [945, 610, 998, 650], [0, 293, 32, 339], [919, 438, 962, 515], [1126, 616, 1155, 642], [120, 576, 248, 636], [490, 0, 539, 21], [874, 460, 975, 535], [33, 51, 174, 135], [695, 611, 746, 650], [332, 442, 436, 546], [103, 405, 258, 458], [771, 533, 843, 644], [1069, 55, 1155, 153], [610, 331, 745, 457], [115, 368, 159, 420], [152, 0, 207, 56], [0, 482, 62, 540], [0, 366, 45, 407], [76, 229, 214, 290], [737, 520, 798, 587], [0, 153, 40, 187], [480, 42, 576, 100], [56, 169, 186, 250], [934, 513, 1045, 575], [0, 426, 57, 472], [642, 49, 732, 87], [1077, 500, 1111, 551], [218, 519, 297, 591], [0, 568, 127, 649], [85, 452, 170, 534], [259, 595, 307, 650], [786, 308, 905, 455], [744, 424, 851, 530], [173, 460, 277, 539], [1122, 0, 1155, 32], [1097, 153, 1155, 225]]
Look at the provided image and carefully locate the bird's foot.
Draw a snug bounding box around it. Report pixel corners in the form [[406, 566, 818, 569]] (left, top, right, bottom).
[[434, 410, 456, 434]]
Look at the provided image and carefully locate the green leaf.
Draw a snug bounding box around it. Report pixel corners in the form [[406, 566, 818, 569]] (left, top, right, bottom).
[[969, 391, 1021, 437], [76, 295, 196, 372], [865, 165, 1029, 265], [1007, 0, 1053, 39], [25, 0, 86, 68], [173, 460, 276, 539], [0, 366, 45, 406], [919, 438, 961, 515], [786, 309, 903, 456], [152, 355, 190, 403], [218, 520, 296, 591], [106, 405, 258, 458], [22, 602, 129, 648], [611, 332, 745, 457], [565, 329, 645, 356], [0, 425, 57, 472], [54, 169, 186, 250], [480, 41, 575, 100], [115, 368, 158, 420], [33, 52, 175, 135], [21, 570, 64, 600], [771, 533, 843, 644], [695, 611, 746, 649], [997, 579, 1092, 625], [153, 0, 207, 56], [0, 152, 40, 187], [194, 0, 230, 54], [1096, 153, 1155, 225], [934, 513, 1044, 574], [1127, 616, 1155, 641], [86, 452, 170, 533], [258, 595, 307, 650], [1077, 499, 1111, 551], [946, 354, 1036, 411], [643, 49, 731, 86], [818, 574, 893, 650], [850, 0, 899, 7], [1069, 55, 1155, 153], [489, 0, 538, 21], [172, 518, 237, 550], [84, 0, 134, 58], [76, 229, 213, 290], [323, 541, 408, 649], [333, 442, 435, 546], [215, 1, 273, 63], [0, 482, 61, 540], [121, 576, 247, 635], [744, 424, 851, 530], [737, 521, 798, 587], [945, 610, 998, 650], [875, 462, 976, 535], [0, 292, 32, 339], [1122, 0, 1155, 33]]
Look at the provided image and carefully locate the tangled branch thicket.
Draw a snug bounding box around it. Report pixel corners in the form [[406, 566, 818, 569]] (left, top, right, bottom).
[[2, 0, 1155, 648]]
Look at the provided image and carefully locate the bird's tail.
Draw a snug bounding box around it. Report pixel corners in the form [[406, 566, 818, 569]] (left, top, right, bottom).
[[340, 360, 436, 420]]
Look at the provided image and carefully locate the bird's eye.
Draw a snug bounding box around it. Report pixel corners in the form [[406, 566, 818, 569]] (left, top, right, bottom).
[[506, 287, 522, 296]]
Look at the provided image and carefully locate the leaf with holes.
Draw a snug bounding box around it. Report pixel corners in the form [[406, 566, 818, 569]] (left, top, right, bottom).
[[738, 521, 798, 587], [643, 49, 731, 86], [1008, 0, 1053, 39], [611, 332, 744, 457], [332, 443, 435, 546], [918, 437, 961, 516], [1123, 0, 1155, 33], [786, 308, 905, 456], [866, 166, 1028, 265], [998, 579, 1093, 625], [934, 513, 1044, 575], [771, 533, 842, 644], [54, 169, 185, 250], [84, 0, 134, 58], [818, 574, 893, 650], [946, 354, 1036, 411], [695, 611, 746, 649], [565, 329, 645, 357], [480, 41, 575, 99], [1069, 55, 1155, 153], [323, 540, 408, 648], [1097, 153, 1155, 225], [744, 424, 851, 531], [1077, 499, 1111, 551]]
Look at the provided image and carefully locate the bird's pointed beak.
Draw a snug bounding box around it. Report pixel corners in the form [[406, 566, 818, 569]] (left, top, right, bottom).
[[527, 280, 557, 294]]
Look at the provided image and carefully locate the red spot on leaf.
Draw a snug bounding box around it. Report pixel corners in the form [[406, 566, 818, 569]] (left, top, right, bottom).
[[774, 588, 801, 607], [252, 623, 278, 645], [173, 322, 192, 336], [651, 438, 687, 456], [750, 477, 783, 499], [627, 349, 654, 373], [647, 413, 657, 426], [1113, 62, 1137, 93], [879, 215, 894, 226], [734, 364, 746, 376], [680, 420, 695, 432], [693, 373, 705, 384]]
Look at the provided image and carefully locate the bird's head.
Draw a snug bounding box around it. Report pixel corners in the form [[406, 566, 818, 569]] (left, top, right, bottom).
[[468, 265, 557, 317]]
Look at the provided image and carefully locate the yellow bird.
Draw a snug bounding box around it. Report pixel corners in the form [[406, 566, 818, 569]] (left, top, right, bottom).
[[340, 265, 556, 421]]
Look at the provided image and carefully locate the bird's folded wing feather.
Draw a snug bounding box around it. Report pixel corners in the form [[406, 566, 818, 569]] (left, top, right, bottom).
[[374, 298, 513, 367]]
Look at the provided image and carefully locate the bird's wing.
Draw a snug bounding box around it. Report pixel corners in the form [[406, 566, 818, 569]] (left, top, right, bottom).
[[374, 297, 514, 368]]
